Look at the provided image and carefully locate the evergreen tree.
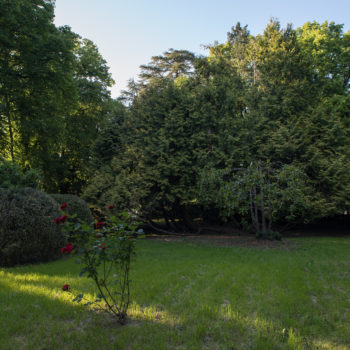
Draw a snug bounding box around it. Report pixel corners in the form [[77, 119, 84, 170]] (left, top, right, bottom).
[[83, 20, 350, 231], [139, 49, 195, 85]]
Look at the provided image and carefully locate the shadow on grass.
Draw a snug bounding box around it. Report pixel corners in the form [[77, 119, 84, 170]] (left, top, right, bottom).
[[1, 268, 348, 350], [0, 267, 184, 350]]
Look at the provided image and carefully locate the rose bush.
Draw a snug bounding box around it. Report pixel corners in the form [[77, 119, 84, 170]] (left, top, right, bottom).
[[51, 194, 93, 223], [56, 204, 144, 324], [61, 243, 73, 254]]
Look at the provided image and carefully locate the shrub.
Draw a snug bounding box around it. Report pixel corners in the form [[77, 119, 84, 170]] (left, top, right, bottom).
[[59, 209, 144, 324], [50, 194, 93, 223], [0, 187, 64, 266]]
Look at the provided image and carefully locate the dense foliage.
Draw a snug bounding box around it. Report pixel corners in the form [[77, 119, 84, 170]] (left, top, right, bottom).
[[0, 0, 113, 194], [1, 2, 349, 235], [86, 21, 350, 234], [0, 159, 42, 189], [0, 187, 64, 266]]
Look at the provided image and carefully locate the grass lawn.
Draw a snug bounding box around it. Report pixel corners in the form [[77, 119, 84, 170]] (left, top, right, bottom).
[[1, 237, 350, 349]]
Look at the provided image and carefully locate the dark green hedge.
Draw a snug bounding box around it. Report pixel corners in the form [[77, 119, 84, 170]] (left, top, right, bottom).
[[50, 194, 93, 223], [0, 188, 65, 267]]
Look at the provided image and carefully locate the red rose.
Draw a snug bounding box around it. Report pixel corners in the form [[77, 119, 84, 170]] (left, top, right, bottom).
[[62, 284, 70, 291], [60, 203, 67, 210], [59, 215, 68, 223], [94, 221, 104, 229], [54, 217, 61, 225], [108, 205, 115, 210], [99, 242, 107, 250], [65, 243, 73, 253], [61, 243, 73, 254]]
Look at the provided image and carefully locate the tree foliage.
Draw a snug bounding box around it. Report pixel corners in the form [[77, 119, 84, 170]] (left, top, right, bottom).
[[0, 0, 114, 194], [87, 19, 349, 234], [1, 9, 349, 234]]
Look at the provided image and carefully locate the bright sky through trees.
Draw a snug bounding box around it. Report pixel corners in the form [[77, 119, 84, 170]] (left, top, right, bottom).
[[54, 0, 350, 98]]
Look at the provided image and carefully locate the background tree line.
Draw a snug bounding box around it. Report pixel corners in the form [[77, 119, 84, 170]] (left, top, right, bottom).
[[86, 20, 350, 235], [1, 1, 349, 235]]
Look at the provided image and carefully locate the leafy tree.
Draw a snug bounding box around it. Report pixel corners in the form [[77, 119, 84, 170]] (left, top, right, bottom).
[[199, 162, 314, 236], [0, 0, 76, 165], [199, 20, 350, 228], [88, 20, 350, 232], [86, 79, 203, 230], [139, 48, 195, 85], [119, 78, 139, 105], [51, 38, 114, 193], [294, 22, 350, 216], [83, 100, 128, 206], [0, 1, 115, 193], [297, 21, 350, 94]]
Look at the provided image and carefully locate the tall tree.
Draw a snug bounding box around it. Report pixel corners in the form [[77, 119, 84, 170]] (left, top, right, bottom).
[[0, 0, 76, 164], [0, 1, 115, 193], [53, 38, 114, 193], [197, 20, 350, 229], [297, 21, 350, 93], [87, 20, 350, 232], [139, 49, 195, 85]]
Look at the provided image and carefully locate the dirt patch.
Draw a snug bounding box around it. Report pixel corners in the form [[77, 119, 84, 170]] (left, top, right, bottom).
[[145, 223, 349, 249], [147, 234, 296, 249], [283, 227, 350, 237]]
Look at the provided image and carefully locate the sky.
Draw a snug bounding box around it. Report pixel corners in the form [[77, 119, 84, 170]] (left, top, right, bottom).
[[54, 0, 350, 98]]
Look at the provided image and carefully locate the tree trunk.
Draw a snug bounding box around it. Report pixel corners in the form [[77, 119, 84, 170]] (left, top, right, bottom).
[[267, 170, 272, 232], [5, 96, 15, 162], [250, 189, 259, 233], [253, 186, 260, 233], [162, 204, 171, 229], [258, 163, 267, 235], [181, 205, 196, 232]]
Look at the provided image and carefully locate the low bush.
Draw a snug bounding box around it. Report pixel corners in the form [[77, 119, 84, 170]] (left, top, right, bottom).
[[0, 187, 64, 266], [58, 209, 144, 324], [50, 194, 93, 223]]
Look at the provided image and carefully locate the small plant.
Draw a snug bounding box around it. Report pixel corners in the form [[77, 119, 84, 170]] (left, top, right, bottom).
[[56, 205, 144, 324]]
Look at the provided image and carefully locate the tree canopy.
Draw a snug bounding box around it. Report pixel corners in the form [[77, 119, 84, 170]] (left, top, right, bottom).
[[0, 0, 114, 193], [86, 19, 350, 234], [1, 7, 349, 234]]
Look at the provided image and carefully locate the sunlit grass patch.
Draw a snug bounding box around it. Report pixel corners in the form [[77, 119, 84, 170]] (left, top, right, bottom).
[[1, 237, 350, 349]]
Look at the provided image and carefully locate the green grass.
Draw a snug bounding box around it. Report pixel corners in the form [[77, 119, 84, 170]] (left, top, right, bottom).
[[1, 237, 350, 349]]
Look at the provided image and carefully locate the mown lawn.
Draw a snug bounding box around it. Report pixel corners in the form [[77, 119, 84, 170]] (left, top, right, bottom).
[[1, 237, 350, 349]]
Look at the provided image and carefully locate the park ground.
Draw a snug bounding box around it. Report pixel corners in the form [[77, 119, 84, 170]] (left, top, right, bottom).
[[1, 235, 350, 349]]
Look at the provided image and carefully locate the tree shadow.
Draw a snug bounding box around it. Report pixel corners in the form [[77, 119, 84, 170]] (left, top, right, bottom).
[[1, 247, 349, 349]]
